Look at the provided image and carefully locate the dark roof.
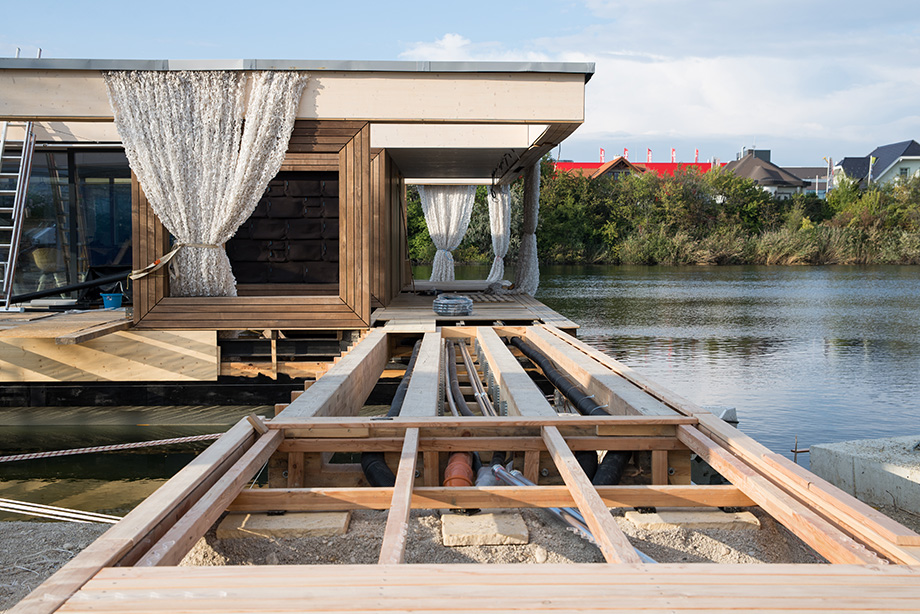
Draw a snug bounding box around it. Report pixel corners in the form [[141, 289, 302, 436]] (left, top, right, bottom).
[[723, 153, 808, 188], [868, 140, 920, 180], [786, 167, 828, 181], [838, 156, 870, 180]]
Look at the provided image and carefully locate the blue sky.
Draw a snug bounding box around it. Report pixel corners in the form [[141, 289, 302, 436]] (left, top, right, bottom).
[[4, 0, 919, 167]]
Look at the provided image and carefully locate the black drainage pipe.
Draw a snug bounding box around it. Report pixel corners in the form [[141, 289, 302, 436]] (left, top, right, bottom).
[[360, 340, 422, 487], [508, 336, 631, 485]]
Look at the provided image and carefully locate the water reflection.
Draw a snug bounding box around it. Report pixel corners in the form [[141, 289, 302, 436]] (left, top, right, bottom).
[[531, 265, 920, 465]]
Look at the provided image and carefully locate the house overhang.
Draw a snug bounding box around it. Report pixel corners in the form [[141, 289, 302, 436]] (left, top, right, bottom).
[[0, 59, 593, 184]]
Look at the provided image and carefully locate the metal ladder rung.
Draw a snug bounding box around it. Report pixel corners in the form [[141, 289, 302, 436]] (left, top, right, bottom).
[[0, 173, 18, 178], [0, 190, 17, 195]]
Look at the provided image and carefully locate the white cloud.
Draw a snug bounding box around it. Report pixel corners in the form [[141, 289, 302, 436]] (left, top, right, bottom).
[[397, 2, 920, 164]]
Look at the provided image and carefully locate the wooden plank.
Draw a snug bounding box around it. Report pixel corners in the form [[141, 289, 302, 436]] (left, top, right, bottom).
[[677, 425, 887, 565], [522, 326, 676, 416], [287, 452, 305, 488], [9, 418, 256, 614], [136, 429, 283, 567], [542, 426, 641, 564], [0, 330, 218, 382], [278, 435, 685, 454], [55, 318, 131, 345], [0, 310, 128, 339], [422, 452, 439, 486], [274, 329, 388, 420], [378, 427, 419, 564], [273, 415, 696, 430], [524, 450, 541, 483], [228, 484, 756, 512], [475, 326, 556, 417], [397, 332, 441, 417]]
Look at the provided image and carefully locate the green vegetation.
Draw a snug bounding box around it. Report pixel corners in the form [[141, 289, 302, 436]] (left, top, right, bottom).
[[406, 158, 920, 266]]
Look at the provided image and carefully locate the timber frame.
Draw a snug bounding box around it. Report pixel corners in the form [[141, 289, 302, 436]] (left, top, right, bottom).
[[132, 121, 395, 330], [14, 324, 920, 613]]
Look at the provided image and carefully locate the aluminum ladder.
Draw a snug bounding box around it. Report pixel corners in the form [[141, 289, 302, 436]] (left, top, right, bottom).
[[0, 120, 37, 310]]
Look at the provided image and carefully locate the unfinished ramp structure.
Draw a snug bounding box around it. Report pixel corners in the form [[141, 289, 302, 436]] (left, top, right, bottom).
[[11, 325, 920, 613]]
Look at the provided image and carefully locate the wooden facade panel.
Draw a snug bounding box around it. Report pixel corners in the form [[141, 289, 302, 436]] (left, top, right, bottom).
[[131, 121, 376, 330]]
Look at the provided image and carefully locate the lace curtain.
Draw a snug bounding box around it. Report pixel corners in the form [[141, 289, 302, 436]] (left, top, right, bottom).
[[104, 70, 307, 296], [486, 184, 511, 282], [418, 185, 476, 282], [514, 162, 540, 295]]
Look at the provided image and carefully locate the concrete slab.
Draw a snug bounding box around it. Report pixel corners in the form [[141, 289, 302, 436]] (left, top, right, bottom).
[[441, 511, 529, 546], [625, 508, 760, 531], [811, 435, 920, 514], [216, 512, 351, 539]]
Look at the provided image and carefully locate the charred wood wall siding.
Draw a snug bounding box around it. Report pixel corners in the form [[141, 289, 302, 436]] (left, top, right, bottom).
[[131, 120, 405, 330]]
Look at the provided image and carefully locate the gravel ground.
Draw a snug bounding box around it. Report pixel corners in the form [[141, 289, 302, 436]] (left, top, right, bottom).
[[5, 504, 918, 612]]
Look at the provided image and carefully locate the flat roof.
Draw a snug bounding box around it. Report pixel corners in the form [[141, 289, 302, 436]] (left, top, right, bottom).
[[0, 58, 594, 81]]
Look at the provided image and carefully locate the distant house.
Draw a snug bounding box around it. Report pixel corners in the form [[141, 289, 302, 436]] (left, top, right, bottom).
[[554, 160, 721, 179], [723, 150, 807, 199], [834, 140, 920, 185], [784, 166, 831, 197]]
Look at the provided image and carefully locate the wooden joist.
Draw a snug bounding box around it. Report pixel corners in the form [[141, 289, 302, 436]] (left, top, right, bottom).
[[228, 484, 756, 513], [475, 326, 556, 417], [378, 427, 419, 564], [277, 435, 687, 453], [542, 426, 641, 564], [274, 329, 388, 420], [136, 428, 283, 567], [397, 332, 442, 417], [677, 425, 887, 565], [9, 418, 258, 614]]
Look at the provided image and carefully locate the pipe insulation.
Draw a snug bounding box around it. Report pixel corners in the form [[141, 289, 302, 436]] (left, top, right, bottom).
[[360, 340, 423, 488], [445, 340, 475, 417]]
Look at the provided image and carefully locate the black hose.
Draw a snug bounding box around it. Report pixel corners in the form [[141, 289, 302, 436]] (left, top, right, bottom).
[[509, 336, 630, 484], [509, 337, 608, 416], [360, 340, 423, 487], [593, 450, 631, 486]]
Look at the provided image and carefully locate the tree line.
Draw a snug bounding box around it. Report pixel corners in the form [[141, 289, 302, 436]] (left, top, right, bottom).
[[406, 158, 920, 266]]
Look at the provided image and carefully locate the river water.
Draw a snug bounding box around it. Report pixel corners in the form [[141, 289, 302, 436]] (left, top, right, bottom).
[[531, 264, 920, 464]]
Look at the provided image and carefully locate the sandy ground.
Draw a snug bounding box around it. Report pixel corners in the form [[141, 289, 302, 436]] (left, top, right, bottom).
[[0, 503, 854, 612]]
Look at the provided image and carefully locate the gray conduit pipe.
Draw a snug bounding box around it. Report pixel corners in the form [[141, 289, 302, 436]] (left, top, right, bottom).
[[445, 340, 475, 417], [492, 465, 656, 564]]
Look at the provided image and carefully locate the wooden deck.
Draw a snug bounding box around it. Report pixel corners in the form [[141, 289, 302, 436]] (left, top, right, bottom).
[[10, 324, 920, 613], [372, 291, 579, 332]]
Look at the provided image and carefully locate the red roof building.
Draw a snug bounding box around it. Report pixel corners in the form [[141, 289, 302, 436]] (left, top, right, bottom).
[[555, 160, 724, 178]]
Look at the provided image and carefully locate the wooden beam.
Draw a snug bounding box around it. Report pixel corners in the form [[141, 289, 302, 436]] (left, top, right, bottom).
[[136, 429, 283, 567], [475, 326, 556, 417], [272, 415, 696, 432], [274, 329, 388, 420], [378, 428, 419, 564], [397, 332, 442, 417], [228, 485, 756, 512], [677, 425, 886, 565], [54, 318, 131, 345], [542, 426, 641, 564], [277, 435, 686, 453], [9, 418, 257, 614], [522, 326, 675, 416]]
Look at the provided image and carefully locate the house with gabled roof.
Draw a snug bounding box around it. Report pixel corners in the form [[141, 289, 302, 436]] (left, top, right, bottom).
[[835, 140, 920, 185], [723, 150, 807, 199]]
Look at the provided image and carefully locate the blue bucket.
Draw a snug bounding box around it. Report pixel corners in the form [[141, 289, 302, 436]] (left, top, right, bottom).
[[101, 293, 123, 309]]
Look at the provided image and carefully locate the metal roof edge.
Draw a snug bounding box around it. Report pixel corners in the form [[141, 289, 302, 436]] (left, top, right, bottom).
[[0, 58, 595, 80]]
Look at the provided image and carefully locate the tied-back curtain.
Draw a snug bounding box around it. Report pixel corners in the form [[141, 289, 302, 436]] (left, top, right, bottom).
[[103, 70, 307, 296], [514, 162, 540, 295], [486, 184, 511, 282], [417, 185, 476, 282]]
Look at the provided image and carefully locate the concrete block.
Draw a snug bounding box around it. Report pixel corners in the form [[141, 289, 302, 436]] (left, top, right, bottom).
[[625, 508, 760, 531], [811, 435, 920, 514], [217, 512, 351, 539], [441, 512, 529, 546]]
